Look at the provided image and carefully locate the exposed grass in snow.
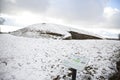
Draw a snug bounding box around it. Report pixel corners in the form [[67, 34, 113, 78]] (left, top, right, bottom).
[[0, 34, 120, 80]]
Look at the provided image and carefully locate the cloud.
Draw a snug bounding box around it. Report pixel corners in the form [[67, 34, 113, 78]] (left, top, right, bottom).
[[47, 0, 120, 29], [0, 0, 50, 14], [47, 0, 109, 24], [1, 0, 108, 22], [1, 0, 120, 30], [0, 17, 5, 24], [102, 7, 120, 29]]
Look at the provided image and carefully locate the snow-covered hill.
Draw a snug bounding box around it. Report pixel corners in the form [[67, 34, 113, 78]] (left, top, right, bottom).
[[10, 23, 103, 40], [0, 34, 120, 80]]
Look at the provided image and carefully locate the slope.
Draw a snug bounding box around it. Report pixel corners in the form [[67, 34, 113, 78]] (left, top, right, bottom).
[[0, 34, 120, 80]]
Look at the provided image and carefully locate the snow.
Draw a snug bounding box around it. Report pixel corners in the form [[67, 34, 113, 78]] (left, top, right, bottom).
[[0, 34, 120, 80], [10, 23, 103, 39]]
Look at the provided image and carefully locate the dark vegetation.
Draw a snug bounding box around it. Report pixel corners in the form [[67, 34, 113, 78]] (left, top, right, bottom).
[[69, 31, 102, 40], [109, 61, 120, 80], [46, 32, 63, 36], [10, 29, 103, 40]]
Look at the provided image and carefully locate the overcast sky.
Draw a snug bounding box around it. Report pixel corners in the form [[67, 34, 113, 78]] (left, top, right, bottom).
[[0, 0, 120, 32]]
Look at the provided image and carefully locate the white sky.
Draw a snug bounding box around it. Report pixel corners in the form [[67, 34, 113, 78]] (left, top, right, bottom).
[[0, 0, 120, 38]]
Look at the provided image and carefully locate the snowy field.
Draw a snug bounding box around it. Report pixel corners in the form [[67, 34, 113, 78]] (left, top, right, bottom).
[[0, 34, 120, 80]]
